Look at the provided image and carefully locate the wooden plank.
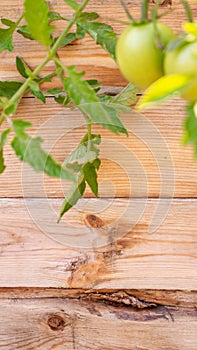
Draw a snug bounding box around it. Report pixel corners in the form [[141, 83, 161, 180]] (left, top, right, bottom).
[[0, 1, 196, 85], [0, 297, 196, 350], [0, 288, 196, 307], [0, 97, 197, 198], [0, 198, 196, 289]]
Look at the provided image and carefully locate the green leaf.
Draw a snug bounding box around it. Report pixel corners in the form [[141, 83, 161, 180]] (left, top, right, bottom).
[[77, 19, 117, 59], [29, 81, 46, 103], [0, 19, 16, 52], [4, 103, 18, 116], [80, 12, 99, 21], [46, 88, 63, 95], [12, 119, 32, 134], [1, 18, 15, 27], [0, 148, 5, 174], [1, 128, 10, 147], [63, 0, 80, 11], [24, 0, 54, 47], [76, 23, 86, 39], [31, 90, 46, 103], [16, 56, 29, 78], [167, 37, 187, 51], [57, 32, 77, 48], [100, 104, 128, 135], [86, 79, 101, 93], [138, 74, 192, 110], [0, 27, 15, 52], [111, 83, 139, 107], [64, 133, 101, 171], [58, 177, 86, 222], [65, 144, 97, 169], [0, 128, 10, 174], [184, 103, 197, 156], [0, 81, 23, 99], [86, 79, 101, 87], [48, 11, 66, 22], [37, 72, 55, 84], [11, 119, 74, 181], [64, 66, 127, 134], [82, 161, 100, 196], [17, 25, 34, 40], [54, 94, 70, 106]]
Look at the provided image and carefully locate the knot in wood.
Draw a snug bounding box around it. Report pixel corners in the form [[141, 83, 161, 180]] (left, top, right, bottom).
[[86, 214, 104, 228], [47, 315, 67, 331]]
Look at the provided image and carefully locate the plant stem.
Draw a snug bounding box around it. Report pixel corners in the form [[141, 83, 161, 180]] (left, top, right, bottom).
[[87, 122, 92, 152], [16, 13, 25, 26], [53, 56, 67, 74], [3, 0, 90, 117], [141, 0, 149, 21], [151, 0, 160, 22], [119, 0, 134, 22], [179, 0, 193, 22]]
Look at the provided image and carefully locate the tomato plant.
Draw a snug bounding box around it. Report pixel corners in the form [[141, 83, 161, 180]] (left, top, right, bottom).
[[116, 21, 174, 89], [136, 1, 197, 158], [0, 0, 138, 220], [1, 0, 197, 218]]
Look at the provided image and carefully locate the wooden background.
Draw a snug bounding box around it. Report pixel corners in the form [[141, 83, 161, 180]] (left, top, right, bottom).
[[0, 0, 197, 349]]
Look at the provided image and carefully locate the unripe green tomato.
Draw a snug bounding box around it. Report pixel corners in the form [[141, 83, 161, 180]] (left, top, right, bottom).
[[116, 22, 174, 90], [164, 41, 197, 101]]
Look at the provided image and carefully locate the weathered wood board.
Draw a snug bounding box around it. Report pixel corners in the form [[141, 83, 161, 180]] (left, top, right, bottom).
[[1, 98, 197, 198], [0, 198, 196, 289], [0, 296, 196, 350], [0, 0, 197, 349]]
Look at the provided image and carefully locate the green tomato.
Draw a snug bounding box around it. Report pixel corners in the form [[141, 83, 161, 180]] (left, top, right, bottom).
[[164, 40, 197, 101], [116, 22, 174, 90]]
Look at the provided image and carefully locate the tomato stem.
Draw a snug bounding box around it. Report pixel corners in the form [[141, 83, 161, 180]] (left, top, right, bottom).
[[151, 0, 160, 22], [179, 0, 193, 22], [141, 0, 149, 21], [87, 123, 92, 152], [151, 1, 167, 50], [119, 0, 134, 22]]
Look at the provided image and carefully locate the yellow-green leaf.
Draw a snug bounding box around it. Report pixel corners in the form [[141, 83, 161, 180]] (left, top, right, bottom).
[[24, 0, 54, 47], [183, 22, 197, 38], [138, 74, 191, 110]]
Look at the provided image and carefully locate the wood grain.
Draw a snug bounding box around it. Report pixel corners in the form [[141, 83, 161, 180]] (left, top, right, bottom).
[[0, 297, 196, 350], [0, 198, 196, 289], [0, 97, 196, 198], [0, 1, 197, 85], [0, 288, 196, 307]]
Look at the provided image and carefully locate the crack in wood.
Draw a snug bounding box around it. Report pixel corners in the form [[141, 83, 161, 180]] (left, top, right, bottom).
[[0, 288, 196, 307], [81, 291, 157, 309]]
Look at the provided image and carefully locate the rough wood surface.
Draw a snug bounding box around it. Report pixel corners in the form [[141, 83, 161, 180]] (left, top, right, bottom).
[[0, 198, 196, 289], [0, 288, 196, 307], [0, 97, 197, 198], [0, 297, 196, 350]]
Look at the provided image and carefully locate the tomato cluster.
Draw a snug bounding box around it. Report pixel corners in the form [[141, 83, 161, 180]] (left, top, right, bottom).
[[116, 20, 197, 101]]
